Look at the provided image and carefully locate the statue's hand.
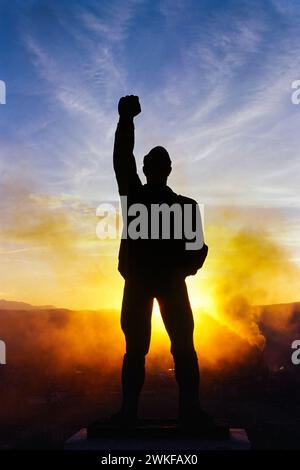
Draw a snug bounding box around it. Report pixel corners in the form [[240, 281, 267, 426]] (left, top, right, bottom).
[[118, 95, 141, 118]]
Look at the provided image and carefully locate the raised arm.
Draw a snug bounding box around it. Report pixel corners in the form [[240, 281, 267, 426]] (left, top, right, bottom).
[[113, 95, 142, 195]]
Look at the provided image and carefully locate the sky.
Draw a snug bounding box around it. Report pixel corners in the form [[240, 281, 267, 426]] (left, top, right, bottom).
[[0, 0, 300, 309]]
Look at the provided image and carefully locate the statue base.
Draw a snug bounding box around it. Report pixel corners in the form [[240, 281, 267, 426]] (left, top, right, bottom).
[[65, 419, 250, 450]]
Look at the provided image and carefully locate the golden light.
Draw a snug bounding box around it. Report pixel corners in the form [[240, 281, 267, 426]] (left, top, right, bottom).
[[152, 299, 167, 340], [3, 193, 300, 371]]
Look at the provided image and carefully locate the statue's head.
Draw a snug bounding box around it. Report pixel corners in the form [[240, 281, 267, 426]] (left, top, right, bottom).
[[143, 146, 172, 184]]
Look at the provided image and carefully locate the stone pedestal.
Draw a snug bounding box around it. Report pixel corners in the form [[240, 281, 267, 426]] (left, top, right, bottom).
[[65, 419, 250, 450]]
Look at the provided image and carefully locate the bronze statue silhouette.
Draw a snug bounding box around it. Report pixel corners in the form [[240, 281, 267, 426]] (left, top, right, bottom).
[[112, 95, 212, 429]]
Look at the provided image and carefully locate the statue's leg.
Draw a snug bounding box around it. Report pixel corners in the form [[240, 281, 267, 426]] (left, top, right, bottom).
[[119, 277, 153, 422], [157, 276, 201, 419]]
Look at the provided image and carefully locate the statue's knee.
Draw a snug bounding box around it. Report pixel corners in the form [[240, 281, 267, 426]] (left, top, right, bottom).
[[172, 347, 198, 364], [126, 339, 150, 358], [124, 349, 148, 366]]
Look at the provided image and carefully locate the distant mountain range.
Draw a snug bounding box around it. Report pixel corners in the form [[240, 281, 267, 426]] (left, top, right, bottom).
[[0, 299, 299, 372], [0, 299, 56, 310]]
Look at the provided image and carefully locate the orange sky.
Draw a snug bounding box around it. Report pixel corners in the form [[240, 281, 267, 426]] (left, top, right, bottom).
[[1, 182, 299, 325]]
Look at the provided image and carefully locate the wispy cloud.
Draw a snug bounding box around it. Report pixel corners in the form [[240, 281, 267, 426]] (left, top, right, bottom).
[[1, 0, 300, 306]]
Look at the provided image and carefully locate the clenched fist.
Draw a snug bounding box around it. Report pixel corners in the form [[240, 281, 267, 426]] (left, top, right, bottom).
[[118, 95, 141, 118]]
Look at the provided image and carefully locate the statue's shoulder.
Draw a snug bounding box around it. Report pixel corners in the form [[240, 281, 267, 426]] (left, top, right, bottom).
[[176, 193, 198, 207]]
